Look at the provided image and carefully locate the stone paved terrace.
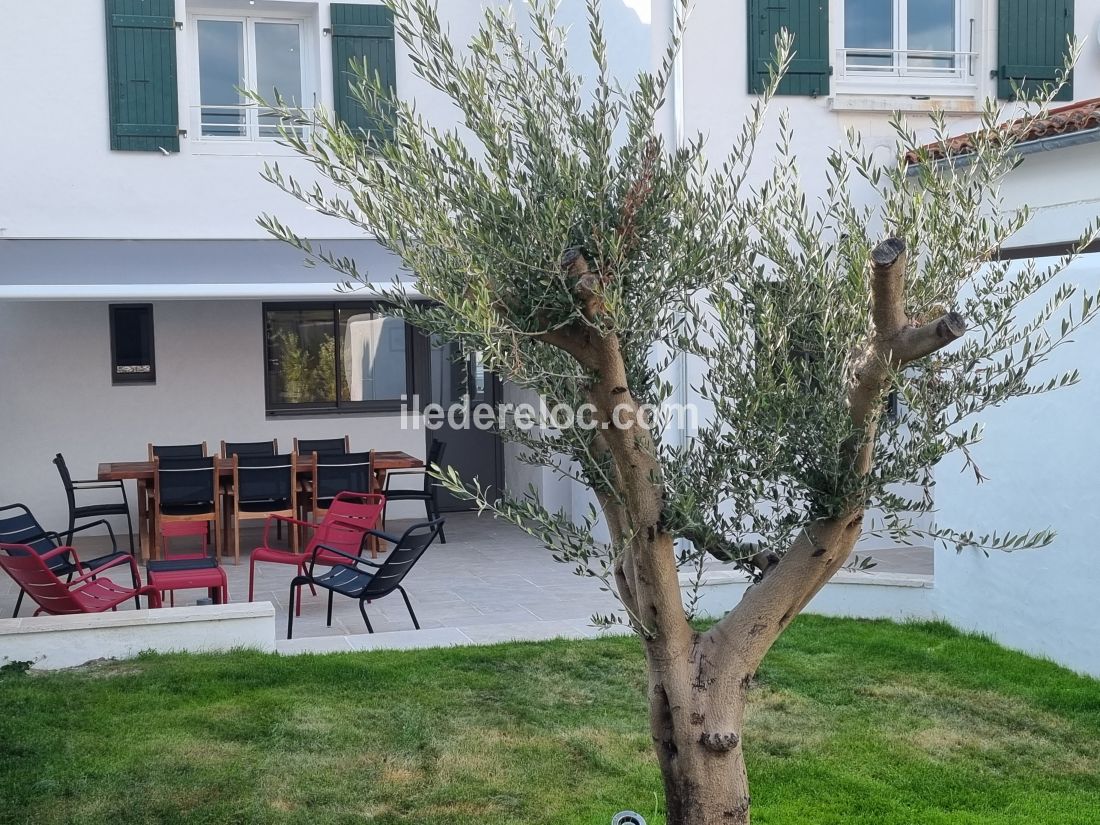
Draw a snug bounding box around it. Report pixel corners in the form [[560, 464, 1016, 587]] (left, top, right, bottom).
[[0, 513, 932, 645]]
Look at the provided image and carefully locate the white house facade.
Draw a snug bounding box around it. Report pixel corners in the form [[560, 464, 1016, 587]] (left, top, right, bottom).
[[659, 0, 1100, 675], [0, 0, 648, 531], [4, 0, 1100, 674]]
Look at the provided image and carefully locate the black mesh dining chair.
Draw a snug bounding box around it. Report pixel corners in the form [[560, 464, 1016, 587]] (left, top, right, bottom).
[[287, 519, 445, 639], [382, 439, 447, 543], [0, 502, 136, 616], [148, 442, 208, 460], [221, 439, 279, 458], [220, 440, 282, 541], [307, 451, 375, 521], [293, 437, 349, 456], [228, 453, 298, 564], [153, 456, 220, 560], [53, 453, 135, 555]]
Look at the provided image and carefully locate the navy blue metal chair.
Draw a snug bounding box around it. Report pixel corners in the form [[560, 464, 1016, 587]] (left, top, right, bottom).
[[287, 519, 444, 639], [0, 502, 136, 616]]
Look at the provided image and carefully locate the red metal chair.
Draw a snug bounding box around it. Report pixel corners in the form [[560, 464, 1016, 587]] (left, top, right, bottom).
[[248, 491, 385, 616], [0, 544, 160, 616]]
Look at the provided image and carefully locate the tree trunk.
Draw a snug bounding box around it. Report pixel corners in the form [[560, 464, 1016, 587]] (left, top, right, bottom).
[[546, 237, 965, 825], [647, 641, 752, 825]]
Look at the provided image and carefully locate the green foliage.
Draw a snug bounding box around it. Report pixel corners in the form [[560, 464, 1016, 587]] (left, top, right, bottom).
[[2, 619, 1099, 824], [251, 0, 1099, 581], [271, 329, 343, 403]]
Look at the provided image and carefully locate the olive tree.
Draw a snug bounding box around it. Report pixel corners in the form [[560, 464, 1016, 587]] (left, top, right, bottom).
[[253, 2, 1097, 822]]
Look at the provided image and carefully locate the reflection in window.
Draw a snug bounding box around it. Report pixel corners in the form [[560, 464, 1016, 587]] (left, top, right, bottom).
[[844, 0, 893, 68], [843, 0, 959, 77], [195, 16, 305, 139], [908, 0, 956, 71], [198, 19, 245, 137], [266, 309, 337, 404], [256, 22, 303, 136], [265, 305, 410, 412], [339, 311, 408, 402]]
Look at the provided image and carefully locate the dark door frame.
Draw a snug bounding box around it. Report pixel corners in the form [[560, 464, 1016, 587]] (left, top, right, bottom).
[[411, 330, 505, 511]]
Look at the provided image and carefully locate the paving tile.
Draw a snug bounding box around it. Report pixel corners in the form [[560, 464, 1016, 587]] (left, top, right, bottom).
[[1, 513, 932, 645]]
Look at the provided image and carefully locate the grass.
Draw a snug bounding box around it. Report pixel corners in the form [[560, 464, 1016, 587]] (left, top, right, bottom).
[[1, 616, 1098, 824]]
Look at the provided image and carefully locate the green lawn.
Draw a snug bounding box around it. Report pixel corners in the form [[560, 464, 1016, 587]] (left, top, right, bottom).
[[1, 616, 1098, 824]]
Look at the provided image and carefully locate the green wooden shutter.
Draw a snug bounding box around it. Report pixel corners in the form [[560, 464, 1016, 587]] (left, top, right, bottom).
[[104, 0, 179, 152], [748, 0, 830, 97], [330, 3, 397, 139], [998, 0, 1074, 101]]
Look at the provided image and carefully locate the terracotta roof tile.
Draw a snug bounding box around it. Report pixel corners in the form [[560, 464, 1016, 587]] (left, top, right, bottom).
[[904, 98, 1100, 165]]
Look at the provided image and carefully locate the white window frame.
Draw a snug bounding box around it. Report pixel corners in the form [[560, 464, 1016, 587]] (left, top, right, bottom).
[[834, 0, 978, 96], [188, 6, 317, 144]]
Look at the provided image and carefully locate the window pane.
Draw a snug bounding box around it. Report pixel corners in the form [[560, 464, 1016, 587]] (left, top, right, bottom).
[[266, 309, 338, 405], [198, 20, 245, 137], [845, 0, 894, 68], [908, 0, 956, 71], [255, 22, 303, 137], [339, 311, 408, 402], [111, 304, 155, 384]]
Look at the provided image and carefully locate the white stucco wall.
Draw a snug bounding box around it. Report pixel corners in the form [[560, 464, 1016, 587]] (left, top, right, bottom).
[[0, 0, 650, 242], [930, 254, 1100, 677], [0, 300, 428, 532], [662, 1, 1100, 676], [0, 603, 277, 670], [674, 0, 1100, 179]]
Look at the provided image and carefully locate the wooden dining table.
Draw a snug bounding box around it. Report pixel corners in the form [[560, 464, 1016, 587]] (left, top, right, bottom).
[[98, 451, 424, 562]]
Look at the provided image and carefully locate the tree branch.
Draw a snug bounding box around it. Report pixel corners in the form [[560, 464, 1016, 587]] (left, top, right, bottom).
[[871, 237, 908, 338], [704, 235, 964, 675], [892, 311, 967, 363]]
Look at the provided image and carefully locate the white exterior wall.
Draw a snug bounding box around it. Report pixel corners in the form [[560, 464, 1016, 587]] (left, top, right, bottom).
[[0, 300, 428, 531], [0, 1, 650, 529], [0, 0, 474, 240], [677, 1, 1100, 174], [667, 1, 1100, 675], [0, 0, 650, 242]]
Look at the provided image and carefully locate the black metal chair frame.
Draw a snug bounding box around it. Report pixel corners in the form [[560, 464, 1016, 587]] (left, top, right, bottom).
[[53, 453, 136, 555], [0, 503, 136, 616], [382, 440, 447, 543], [287, 519, 444, 639]]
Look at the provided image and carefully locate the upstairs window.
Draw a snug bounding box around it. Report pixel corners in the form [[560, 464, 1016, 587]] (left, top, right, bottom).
[[191, 10, 314, 141], [839, 0, 972, 89]]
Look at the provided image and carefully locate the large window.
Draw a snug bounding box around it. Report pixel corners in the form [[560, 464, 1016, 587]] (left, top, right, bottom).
[[841, 0, 969, 84], [192, 10, 313, 140], [264, 304, 412, 414]]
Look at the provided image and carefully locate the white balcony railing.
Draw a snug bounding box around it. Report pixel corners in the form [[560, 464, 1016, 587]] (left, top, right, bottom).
[[190, 105, 314, 142], [836, 48, 977, 86]]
